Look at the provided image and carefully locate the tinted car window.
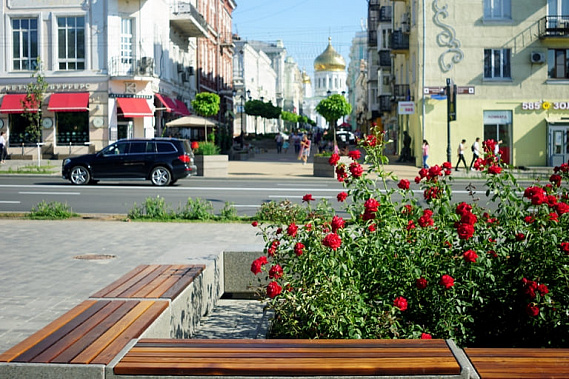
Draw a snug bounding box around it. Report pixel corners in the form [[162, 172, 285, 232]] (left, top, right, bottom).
[[129, 142, 147, 154], [156, 142, 176, 153], [102, 141, 129, 155]]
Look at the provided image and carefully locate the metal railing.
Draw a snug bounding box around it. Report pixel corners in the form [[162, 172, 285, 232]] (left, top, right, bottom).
[[538, 15, 569, 38]]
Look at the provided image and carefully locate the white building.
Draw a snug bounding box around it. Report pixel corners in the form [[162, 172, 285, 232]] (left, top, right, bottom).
[[303, 38, 348, 130]]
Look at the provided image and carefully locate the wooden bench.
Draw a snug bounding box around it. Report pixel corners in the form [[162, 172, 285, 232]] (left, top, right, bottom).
[[0, 299, 167, 365], [114, 338, 464, 377], [465, 348, 569, 378], [90, 264, 205, 300]]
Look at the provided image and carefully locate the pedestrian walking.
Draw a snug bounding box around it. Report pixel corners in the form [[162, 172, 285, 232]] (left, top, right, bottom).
[[275, 133, 283, 153], [299, 134, 311, 165], [469, 137, 481, 170], [292, 132, 301, 154], [455, 139, 467, 171], [422, 140, 429, 168], [0, 131, 6, 163]]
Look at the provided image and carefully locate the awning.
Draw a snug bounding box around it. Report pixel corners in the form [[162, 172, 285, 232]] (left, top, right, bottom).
[[174, 99, 191, 116], [47, 92, 89, 112], [155, 94, 177, 113], [116, 97, 153, 117], [0, 94, 38, 113]]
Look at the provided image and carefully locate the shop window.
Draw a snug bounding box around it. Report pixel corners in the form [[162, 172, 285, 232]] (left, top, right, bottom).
[[12, 18, 38, 71], [483, 0, 511, 20], [484, 48, 511, 79], [548, 49, 569, 79], [57, 16, 85, 70], [56, 112, 89, 145], [9, 114, 42, 145]]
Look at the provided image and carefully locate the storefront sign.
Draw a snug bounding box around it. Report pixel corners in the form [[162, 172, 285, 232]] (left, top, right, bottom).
[[398, 101, 415, 115], [483, 110, 511, 124], [109, 93, 153, 99], [2, 83, 91, 93], [522, 101, 569, 111]]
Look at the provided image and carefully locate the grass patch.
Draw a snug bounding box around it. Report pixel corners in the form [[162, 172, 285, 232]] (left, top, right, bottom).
[[0, 164, 57, 174], [29, 201, 77, 220]]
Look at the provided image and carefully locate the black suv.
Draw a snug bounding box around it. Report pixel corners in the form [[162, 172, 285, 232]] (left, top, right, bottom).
[[62, 138, 197, 186]]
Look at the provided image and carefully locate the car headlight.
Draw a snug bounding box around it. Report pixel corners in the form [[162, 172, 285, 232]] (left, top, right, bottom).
[[63, 158, 71, 166]]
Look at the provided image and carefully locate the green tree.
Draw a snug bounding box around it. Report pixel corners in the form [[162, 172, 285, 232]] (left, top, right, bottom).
[[191, 92, 220, 142], [23, 58, 48, 143], [315, 94, 352, 148]]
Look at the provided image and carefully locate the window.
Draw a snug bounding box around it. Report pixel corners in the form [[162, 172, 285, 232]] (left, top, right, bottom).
[[12, 18, 38, 71], [120, 18, 133, 66], [484, 0, 511, 20], [58, 17, 85, 70], [56, 112, 89, 145], [548, 49, 569, 79], [484, 49, 511, 79]]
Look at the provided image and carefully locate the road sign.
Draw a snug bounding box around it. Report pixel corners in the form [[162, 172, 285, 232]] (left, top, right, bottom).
[[457, 86, 475, 95], [424, 87, 445, 95]]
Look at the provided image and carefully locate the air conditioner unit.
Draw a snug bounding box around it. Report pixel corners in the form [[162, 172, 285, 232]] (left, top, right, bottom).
[[177, 63, 184, 73], [140, 56, 153, 69], [181, 73, 189, 82], [187, 66, 194, 76], [530, 52, 545, 64]]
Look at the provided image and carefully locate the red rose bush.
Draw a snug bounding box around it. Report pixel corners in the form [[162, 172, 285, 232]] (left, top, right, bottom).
[[251, 128, 569, 347]]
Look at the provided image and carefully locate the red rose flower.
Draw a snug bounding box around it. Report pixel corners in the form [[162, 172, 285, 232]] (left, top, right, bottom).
[[251, 221, 258, 227], [266, 281, 282, 298], [349, 162, 364, 178], [406, 220, 416, 230], [424, 186, 442, 201], [418, 214, 434, 227], [418, 168, 428, 178], [524, 215, 535, 224], [526, 303, 539, 317], [440, 274, 455, 289], [397, 179, 410, 190], [442, 161, 452, 170], [368, 223, 377, 232], [555, 202, 569, 215], [550, 174, 562, 187], [348, 150, 361, 160], [269, 264, 284, 279], [516, 233, 525, 241], [337, 192, 348, 202], [456, 223, 474, 240], [331, 215, 345, 233], [294, 242, 305, 256], [488, 165, 502, 175], [322, 233, 342, 250], [560, 242, 569, 253], [463, 249, 478, 263], [402, 204, 413, 215], [287, 222, 298, 237], [393, 296, 408, 311], [549, 212, 559, 222], [456, 202, 472, 216], [420, 333, 432, 339], [414, 176, 422, 184], [428, 165, 442, 178], [250, 256, 268, 275], [336, 164, 348, 182], [537, 283, 549, 296], [416, 277, 428, 290], [302, 194, 315, 203], [364, 198, 380, 212], [460, 212, 478, 225], [487, 250, 498, 258], [267, 240, 280, 256], [191, 141, 199, 150], [365, 134, 377, 147], [328, 153, 340, 166]]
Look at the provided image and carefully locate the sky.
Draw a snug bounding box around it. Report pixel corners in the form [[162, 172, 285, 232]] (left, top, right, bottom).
[[232, 1, 368, 78]]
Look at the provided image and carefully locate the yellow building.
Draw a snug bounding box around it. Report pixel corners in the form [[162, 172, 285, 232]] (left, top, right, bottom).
[[370, 0, 569, 168]]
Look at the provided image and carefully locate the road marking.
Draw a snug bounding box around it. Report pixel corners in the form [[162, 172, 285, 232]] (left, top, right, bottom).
[[19, 192, 80, 195], [0, 201, 20, 204]]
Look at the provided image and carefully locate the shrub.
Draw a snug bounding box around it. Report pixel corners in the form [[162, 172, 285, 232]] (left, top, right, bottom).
[[178, 197, 215, 220], [128, 196, 174, 220], [194, 141, 220, 155], [29, 201, 75, 219], [251, 128, 569, 347]]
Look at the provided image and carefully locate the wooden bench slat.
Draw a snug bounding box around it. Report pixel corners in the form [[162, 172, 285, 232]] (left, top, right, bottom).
[[0, 300, 98, 363], [30, 300, 127, 363], [114, 357, 461, 376], [90, 265, 149, 298], [94, 264, 162, 298], [135, 338, 450, 349], [155, 265, 205, 299], [113, 265, 170, 298], [134, 264, 187, 298], [49, 300, 137, 364], [11, 300, 110, 363], [90, 300, 169, 365]]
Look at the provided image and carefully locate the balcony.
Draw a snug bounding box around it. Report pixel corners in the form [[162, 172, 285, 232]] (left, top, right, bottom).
[[393, 84, 410, 101], [379, 6, 392, 22], [108, 56, 154, 78], [538, 16, 569, 39], [391, 30, 409, 53], [379, 50, 392, 68], [170, 1, 208, 38], [368, 29, 378, 47], [369, 0, 380, 10]]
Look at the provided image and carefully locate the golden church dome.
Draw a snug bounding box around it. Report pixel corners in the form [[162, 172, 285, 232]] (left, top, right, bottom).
[[302, 70, 311, 83], [314, 38, 346, 72]]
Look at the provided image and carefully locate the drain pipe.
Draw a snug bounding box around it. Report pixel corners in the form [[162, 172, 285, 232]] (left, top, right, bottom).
[[421, 0, 426, 142]]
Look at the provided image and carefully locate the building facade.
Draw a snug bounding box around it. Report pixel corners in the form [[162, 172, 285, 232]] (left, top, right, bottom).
[[0, 0, 234, 158], [368, 0, 569, 167]]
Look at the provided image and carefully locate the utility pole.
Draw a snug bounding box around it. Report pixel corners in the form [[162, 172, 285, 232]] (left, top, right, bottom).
[[446, 78, 457, 163]]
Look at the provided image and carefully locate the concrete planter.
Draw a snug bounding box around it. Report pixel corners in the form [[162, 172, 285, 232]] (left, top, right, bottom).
[[194, 154, 228, 177], [313, 155, 351, 178]]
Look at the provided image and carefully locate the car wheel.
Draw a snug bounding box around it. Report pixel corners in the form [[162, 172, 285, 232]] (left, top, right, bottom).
[[70, 166, 90, 185], [150, 166, 171, 186]]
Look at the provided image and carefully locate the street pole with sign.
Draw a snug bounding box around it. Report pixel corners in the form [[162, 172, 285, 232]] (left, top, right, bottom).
[[446, 78, 457, 163]]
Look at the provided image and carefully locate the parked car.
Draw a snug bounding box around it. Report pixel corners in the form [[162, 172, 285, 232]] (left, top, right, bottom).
[[62, 138, 197, 186]]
